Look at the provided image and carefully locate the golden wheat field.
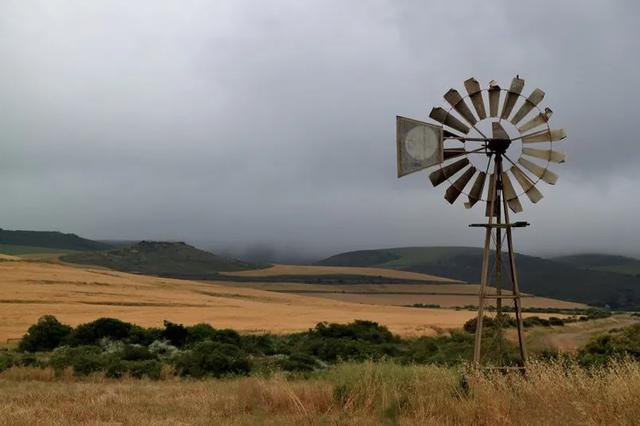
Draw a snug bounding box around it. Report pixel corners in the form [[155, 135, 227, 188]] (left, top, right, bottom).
[[1, 361, 639, 425], [0, 259, 589, 343], [0, 260, 484, 342]]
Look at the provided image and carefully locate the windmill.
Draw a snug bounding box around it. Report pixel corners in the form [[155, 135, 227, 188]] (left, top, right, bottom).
[[396, 76, 566, 367]]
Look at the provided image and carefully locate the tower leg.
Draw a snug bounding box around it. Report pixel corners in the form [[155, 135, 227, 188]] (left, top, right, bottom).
[[473, 170, 498, 366], [473, 225, 492, 365], [502, 194, 528, 365]]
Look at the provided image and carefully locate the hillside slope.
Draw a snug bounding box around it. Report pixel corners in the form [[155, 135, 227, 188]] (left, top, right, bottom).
[[61, 241, 264, 278], [554, 254, 640, 276], [319, 247, 640, 308], [0, 229, 110, 252]]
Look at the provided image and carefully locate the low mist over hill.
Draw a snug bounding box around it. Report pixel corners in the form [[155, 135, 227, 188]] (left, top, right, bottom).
[[62, 241, 265, 279], [319, 247, 640, 308]]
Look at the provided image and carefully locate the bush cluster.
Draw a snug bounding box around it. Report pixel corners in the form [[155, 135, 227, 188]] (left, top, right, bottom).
[[462, 313, 592, 333], [17, 312, 633, 378], [14, 316, 524, 378], [577, 323, 640, 367]]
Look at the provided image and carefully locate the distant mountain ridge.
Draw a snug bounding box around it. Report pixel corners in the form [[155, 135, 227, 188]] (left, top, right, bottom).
[[61, 241, 265, 279], [0, 229, 111, 251], [319, 247, 640, 308]]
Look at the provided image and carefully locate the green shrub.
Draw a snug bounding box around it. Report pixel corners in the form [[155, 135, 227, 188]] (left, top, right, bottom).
[[148, 340, 179, 359], [174, 341, 250, 378], [463, 314, 516, 334], [186, 323, 241, 346], [105, 359, 127, 378], [127, 326, 163, 346], [548, 317, 565, 326], [279, 353, 323, 372], [71, 318, 133, 346], [0, 352, 15, 372], [18, 315, 73, 352], [404, 332, 474, 365], [523, 316, 550, 328], [49, 345, 106, 376], [126, 359, 162, 379], [577, 324, 640, 367], [310, 320, 397, 344], [104, 358, 162, 379], [121, 344, 155, 361], [240, 334, 279, 355], [587, 310, 612, 320]]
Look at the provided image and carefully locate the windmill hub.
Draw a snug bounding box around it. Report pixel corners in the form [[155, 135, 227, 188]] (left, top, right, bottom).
[[487, 137, 511, 154]]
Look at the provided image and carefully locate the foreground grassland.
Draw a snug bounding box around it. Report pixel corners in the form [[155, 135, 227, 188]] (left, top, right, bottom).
[[1, 361, 639, 425]]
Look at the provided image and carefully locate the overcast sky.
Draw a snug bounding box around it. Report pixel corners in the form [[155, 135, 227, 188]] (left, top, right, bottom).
[[0, 1, 638, 261]]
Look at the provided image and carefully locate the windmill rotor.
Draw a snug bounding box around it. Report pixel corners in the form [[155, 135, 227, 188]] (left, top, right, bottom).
[[398, 76, 566, 214], [396, 76, 567, 368]]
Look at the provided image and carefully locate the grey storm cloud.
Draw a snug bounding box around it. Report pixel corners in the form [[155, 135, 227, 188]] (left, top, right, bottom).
[[0, 0, 639, 261]]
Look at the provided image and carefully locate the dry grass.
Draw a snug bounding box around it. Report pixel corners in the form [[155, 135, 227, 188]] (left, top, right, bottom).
[[1, 361, 639, 425], [0, 260, 484, 341]]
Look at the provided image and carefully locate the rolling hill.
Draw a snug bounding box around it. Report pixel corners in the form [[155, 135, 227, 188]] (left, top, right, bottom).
[[319, 247, 640, 308], [61, 241, 265, 278], [554, 254, 640, 276], [0, 229, 111, 253]]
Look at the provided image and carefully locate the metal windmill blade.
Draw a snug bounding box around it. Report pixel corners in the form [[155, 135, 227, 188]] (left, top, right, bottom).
[[501, 172, 523, 213], [510, 165, 544, 203], [510, 88, 545, 126], [484, 172, 499, 217], [521, 129, 567, 143], [444, 166, 477, 204], [429, 158, 470, 187], [488, 80, 501, 117], [517, 157, 559, 185], [464, 171, 486, 209], [444, 88, 478, 126], [492, 121, 510, 140], [522, 147, 566, 163], [443, 147, 466, 160], [429, 107, 470, 134], [518, 107, 553, 133], [464, 77, 487, 119], [500, 76, 525, 120]]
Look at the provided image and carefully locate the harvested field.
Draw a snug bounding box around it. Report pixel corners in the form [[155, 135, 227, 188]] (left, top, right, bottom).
[[218, 281, 587, 309], [278, 291, 587, 309], [0, 260, 480, 342], [222, 263, 459, 282]]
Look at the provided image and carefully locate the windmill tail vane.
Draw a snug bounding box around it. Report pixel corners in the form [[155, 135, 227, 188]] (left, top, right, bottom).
[[396, 76, 567, 369]]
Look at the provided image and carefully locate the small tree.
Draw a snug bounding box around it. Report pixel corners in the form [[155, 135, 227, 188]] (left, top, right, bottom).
[[162, 321, 188, 347], [18, 315, 72, 352], [71, 318, 133, 345]]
